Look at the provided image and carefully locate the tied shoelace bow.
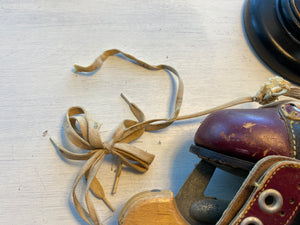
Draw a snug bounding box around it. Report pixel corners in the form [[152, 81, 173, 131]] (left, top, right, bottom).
[[50, 49, 300, 225], [50, 105, 156, 222]]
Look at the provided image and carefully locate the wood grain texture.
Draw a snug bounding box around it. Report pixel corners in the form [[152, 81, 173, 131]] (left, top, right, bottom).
[[119, 190, 188, 225], [0, 0, 273, 224]]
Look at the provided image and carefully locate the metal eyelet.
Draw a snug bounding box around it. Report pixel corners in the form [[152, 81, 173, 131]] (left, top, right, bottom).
[[240, 216, 263, 225], [258, 189, 283, 214]]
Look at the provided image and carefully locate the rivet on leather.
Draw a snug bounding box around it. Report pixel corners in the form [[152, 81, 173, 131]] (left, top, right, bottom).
[[240, 216, 263, 225], [258, 189, 283, 214]]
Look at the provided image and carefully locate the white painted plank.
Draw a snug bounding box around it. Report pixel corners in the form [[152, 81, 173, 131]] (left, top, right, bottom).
[[0, 0, 274, 224]]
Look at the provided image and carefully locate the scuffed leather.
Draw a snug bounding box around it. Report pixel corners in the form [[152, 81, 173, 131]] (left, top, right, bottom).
[[194, 105, 290, 162], [280, 103, 300, 158]]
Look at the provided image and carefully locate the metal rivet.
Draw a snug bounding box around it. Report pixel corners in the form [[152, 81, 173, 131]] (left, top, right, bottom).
[[258, 189, 283, 214], [240, 216, 264, 225], [280, 211, 286, 217]]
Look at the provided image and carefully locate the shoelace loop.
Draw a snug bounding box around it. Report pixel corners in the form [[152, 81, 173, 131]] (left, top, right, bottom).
[[51, 49, 300, 225]]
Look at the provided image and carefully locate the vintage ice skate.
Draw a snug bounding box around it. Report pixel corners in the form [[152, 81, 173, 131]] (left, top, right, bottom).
[[119, 102, 300, 225], [119, 155, 300, 225], [51, 49, 300, 225], [191, 100, 300, 175]]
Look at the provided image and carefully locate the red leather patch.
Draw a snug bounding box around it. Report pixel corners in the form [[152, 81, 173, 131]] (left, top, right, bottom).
[[234, 164, 300, 225], [194, 107, 291, 162]]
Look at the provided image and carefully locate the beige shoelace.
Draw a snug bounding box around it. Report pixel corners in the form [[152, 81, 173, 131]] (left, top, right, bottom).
[[50, 49, 300, 225]]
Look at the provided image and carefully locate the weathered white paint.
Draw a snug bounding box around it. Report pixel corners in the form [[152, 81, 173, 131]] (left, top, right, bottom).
[[0, 0, 273, 224]]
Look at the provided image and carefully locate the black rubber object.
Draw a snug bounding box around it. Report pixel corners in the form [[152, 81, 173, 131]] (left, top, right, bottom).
[[243, 0, 300, 84], [190, 145, 254, 177]]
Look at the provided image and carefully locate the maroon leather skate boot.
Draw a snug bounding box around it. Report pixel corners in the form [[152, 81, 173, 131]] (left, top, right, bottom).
[[119, 156, 300, 225], [177, 101, 300, 224], [191, 101, 300, 175]]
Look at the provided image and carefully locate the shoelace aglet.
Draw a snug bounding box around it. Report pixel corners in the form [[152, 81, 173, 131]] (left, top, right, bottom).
[[120, 93, 131, 105], [102, 197, 115, 212], [49, 137, 60, 149], [112, 162, 123, 194]]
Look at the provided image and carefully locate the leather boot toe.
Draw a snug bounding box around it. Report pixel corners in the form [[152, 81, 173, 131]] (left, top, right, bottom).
[[194, 102, 300, 162]]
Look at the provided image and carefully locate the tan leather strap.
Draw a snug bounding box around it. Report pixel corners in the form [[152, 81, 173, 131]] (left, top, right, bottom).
[[51, 49, 300, 225]]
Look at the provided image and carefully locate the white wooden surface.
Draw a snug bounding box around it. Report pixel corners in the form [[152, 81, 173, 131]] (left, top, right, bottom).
[[0, 0, 274, 224]]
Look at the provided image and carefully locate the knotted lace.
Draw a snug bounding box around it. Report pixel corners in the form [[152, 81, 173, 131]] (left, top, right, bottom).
[[254, 76, 292, 104], [51, 49, 300, 225]]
